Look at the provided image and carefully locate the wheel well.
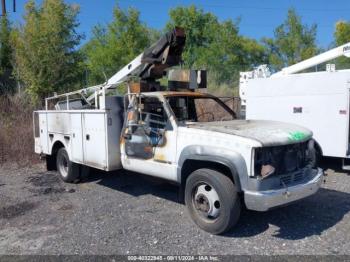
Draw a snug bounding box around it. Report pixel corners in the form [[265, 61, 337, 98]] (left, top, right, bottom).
[[51, 141, 65, 156], [47, 141, 65, 171], [181, 159, 235, 185], [314, 140, 323, 156], [178, 159, 238, 204], [181, 159, 235, 183]]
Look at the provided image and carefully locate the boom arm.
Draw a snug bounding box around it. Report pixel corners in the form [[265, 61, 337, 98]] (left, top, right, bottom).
[[272, 42, 350, 77], [106, 27, 185, 88], [46, 27, 185, 110]]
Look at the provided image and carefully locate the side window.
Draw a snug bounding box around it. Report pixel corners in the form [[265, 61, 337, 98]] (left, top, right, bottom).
[[141, 97, 168, 129], [167, 97, 197, 122]]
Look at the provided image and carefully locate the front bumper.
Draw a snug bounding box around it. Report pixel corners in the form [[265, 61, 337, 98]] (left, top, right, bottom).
[[244, 168, 324, 211]]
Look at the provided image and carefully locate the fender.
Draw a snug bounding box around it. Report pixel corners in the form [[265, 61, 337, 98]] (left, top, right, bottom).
[[177, 145, 249, 192], [49, 135, 71, 159]]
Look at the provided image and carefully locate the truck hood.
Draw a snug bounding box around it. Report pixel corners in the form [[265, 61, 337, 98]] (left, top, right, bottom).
[[186, 120, 312, 146]]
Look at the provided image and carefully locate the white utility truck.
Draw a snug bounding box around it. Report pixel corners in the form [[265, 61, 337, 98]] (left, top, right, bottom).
[[240, 43, 350, 168], [34, 28, 323, 234]]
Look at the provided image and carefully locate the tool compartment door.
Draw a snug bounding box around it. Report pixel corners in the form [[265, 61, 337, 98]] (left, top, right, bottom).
[[36, 112, 49, 154], [70, 113, 84, 163], [39, 112, 49, 154], [82, 112, 107, 169]]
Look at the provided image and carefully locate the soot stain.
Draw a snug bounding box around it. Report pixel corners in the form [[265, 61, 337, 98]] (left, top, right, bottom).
[[0, 201, 37, 219], [26, 173, 75, 196]]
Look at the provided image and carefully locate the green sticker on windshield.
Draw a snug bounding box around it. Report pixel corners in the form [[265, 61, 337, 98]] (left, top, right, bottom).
[[288, 131, 307, 141]]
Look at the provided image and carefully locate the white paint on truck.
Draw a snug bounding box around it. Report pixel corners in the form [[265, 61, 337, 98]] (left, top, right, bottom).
[[34, 96, 124, 171]]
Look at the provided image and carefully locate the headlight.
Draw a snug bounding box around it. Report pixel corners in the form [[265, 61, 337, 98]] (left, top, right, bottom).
[[253, 148, 276, 178]]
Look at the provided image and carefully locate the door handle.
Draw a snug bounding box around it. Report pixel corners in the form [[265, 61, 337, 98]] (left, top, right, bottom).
[[86, 134, 90, 140]]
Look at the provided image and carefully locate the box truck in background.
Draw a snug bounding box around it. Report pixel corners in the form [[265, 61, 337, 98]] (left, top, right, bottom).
[[240, 43, 350, 169]]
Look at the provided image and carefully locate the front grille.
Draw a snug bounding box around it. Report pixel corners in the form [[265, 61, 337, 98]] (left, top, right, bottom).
[[280, 171, 305, 186], [294, 172, 304, 182], [280, 175, 292, 185], [254, 141, 310, 176]]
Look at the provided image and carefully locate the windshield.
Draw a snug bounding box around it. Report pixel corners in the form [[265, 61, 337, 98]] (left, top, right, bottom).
[[166, 96, 236, 123]]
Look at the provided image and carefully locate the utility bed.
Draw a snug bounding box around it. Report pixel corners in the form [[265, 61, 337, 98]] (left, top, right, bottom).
[[34, 96, 124, 171]]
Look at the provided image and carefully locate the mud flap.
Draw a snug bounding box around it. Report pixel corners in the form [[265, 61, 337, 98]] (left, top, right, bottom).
[[46, 155, 56, 171]]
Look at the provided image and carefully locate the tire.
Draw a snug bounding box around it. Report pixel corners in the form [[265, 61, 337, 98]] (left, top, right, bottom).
[[185, 168, 241, 235], [56, 147, 80, 183]]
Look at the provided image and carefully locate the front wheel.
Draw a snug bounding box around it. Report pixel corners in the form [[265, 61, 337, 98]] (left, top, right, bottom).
[[185, 168, 241, 235], [56, 147, 80, 183]]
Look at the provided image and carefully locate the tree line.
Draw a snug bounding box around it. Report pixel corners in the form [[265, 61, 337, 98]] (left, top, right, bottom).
[[0, 0, 350, 104]]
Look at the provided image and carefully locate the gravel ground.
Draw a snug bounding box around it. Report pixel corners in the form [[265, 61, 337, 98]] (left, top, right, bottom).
[[0, 158, 350, 255]]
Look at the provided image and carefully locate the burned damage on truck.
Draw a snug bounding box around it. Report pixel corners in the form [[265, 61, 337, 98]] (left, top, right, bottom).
[[252, 141, 319, 190]]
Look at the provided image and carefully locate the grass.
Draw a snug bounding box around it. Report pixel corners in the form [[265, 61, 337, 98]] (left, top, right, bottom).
[[207, 82, 239, 97], [0, 93, 39, 166]]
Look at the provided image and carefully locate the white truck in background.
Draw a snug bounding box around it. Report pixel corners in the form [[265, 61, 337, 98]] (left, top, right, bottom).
[[34, 28, 323, 234], [240, 43, 350, 169]]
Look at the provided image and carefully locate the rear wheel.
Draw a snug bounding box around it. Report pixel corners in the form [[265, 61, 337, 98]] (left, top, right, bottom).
[[185, 168, 241, 235], [56, 147, 80, 183]]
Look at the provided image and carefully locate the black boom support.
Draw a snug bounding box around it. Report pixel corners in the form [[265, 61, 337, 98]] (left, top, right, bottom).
[[139, 27, 186, 80]]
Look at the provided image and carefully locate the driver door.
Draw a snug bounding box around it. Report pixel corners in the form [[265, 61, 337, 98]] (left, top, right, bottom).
[[121, 95, 178, 181]]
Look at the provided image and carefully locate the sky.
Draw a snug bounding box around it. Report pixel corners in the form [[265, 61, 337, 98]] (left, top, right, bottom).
[[5, 0, 350, 48]]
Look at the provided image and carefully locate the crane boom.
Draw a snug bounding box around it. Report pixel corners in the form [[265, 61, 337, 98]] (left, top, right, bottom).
[[272, 42, 350, 77], [46, 27, 186, 110], [105, 27, 185, 88]]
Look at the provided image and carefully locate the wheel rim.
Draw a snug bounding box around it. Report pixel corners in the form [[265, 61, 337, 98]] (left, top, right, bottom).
[[192, 183, 221, 219], [58, 152, 68, 178]]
